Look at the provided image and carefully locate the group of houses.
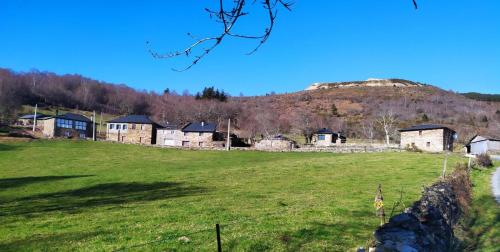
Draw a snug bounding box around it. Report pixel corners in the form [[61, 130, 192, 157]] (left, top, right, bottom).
[[17, 112, 500, 154]]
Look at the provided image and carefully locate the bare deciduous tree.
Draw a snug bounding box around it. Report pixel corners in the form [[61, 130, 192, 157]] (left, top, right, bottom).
[[376, 109, 397, 145]]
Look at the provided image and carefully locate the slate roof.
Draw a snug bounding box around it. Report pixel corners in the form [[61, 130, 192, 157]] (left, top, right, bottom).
[[158, 122, 178, 130], [56, 113, 92, 122], [19, 113, 48, 120], [469, 135, 500, 143], [108, 115, 158, 125], [182, 122, 216, 132], [316, 128, 338, 135], [398, 124, 455, 133]]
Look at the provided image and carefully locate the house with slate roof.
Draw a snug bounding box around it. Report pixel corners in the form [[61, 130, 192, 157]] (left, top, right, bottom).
[[156, 121, 223, 148], [106, 115, 160, 145], [399, 124, 456, 152], [17, 113, 49, 127], [38, 113, 92, 139], [156, 123, 183, 147], [466, 135, 500, 155], [312, 128, 347, 146]]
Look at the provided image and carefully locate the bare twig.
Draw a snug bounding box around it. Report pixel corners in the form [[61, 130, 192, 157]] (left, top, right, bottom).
[[148, 0, 417, 71], [147, 0, 292, 71]]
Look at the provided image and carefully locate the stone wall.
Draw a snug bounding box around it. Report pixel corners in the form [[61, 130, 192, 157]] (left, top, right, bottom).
[[369, 169, 470, 251], [400, 129, 446, 152], [255, 139, 295, 151]]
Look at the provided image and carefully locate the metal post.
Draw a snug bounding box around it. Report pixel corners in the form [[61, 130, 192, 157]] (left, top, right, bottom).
[[226, 119, 231, 151], [92, 110, 96, 141], [99, 111, 103, 136], [32, 104, 38, 132], [442, 150, 449, 179], [216, 224, 222, 252]]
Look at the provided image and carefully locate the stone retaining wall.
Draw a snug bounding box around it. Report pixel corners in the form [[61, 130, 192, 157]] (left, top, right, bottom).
[[368, 169, 470, 251]]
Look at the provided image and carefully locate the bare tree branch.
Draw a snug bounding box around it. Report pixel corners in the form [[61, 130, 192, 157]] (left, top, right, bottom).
[[148, 0, 417, 71], [147, 0, 292, 71]]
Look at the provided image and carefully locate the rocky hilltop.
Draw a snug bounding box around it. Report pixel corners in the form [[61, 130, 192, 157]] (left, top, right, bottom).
[[305, 78, 424, 91]]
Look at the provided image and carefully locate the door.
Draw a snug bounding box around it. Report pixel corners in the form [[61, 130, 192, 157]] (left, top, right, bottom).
[[164, 139, 175, 146]]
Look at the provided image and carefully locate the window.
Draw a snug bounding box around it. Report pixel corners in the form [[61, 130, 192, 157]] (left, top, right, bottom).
[[116, 124, 121, 130], [426, 142, 431, 147], [170, 130, 175, 134], [139, 137, 143, 143], [121, 136, 126, 142], [122, 124, 127, 130], [141, 124, 144, 130], [75, 121, 87, 130], [182, 141, 190, 147], [184, 132, 188, 136], [318, 134, 325, 140], [79, 133, 86, 139], [419, 130, 422, 136], [131, 124, 136, 129], [199, 142, 203, 147], [56, 119, 73, 129], [109, 124, 114, 130], [199, 132, 203, 136]]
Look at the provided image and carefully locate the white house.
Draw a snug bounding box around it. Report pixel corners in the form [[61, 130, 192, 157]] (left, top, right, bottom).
[[467, 135, 500, 155]]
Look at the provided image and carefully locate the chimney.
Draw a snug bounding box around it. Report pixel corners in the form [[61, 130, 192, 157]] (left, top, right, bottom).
[[201, 121, 205, 127]]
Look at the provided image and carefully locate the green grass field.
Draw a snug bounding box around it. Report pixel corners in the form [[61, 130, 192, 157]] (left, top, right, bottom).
[[0, 140, 465, 251]]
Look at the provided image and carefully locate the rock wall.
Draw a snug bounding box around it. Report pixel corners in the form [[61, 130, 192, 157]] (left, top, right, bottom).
[[371, 169, 470, 251]]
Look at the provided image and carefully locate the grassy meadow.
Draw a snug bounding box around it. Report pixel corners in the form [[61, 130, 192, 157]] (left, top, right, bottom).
[[0, 140, 465, 251]]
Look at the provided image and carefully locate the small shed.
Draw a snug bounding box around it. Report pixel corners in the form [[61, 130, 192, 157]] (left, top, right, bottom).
[[255, 135, 296, 151], [312, 128, 346, 146], [466, 135, 500, 155]]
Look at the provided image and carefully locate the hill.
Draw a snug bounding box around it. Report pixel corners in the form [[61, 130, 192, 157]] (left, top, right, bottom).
[[305, 78, 425, 91], [1, 68, 499, 144], [461, 92, 500, 102]]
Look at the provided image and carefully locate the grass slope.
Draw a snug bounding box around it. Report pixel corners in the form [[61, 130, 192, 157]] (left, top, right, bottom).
[[0, 141, 464, 251], [460, 163, 500, 251]]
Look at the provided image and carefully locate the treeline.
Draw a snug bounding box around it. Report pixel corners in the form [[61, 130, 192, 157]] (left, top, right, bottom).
[[461, 92, 500, 102], [0, 68, 151, 120]]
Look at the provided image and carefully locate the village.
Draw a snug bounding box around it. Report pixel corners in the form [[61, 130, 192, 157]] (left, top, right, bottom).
[[16, 110, 500, 155]]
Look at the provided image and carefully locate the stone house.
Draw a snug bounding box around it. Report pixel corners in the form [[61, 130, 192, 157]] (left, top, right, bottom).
[[106, 115, 160, 145], [17, 113, 49, 127], [312, 128, 346, 146], [156, 123, 183, 147], [255, 135, 296, 151], [181, 122, 220, 148], [37, 113, 92, 139], [466, 135, 500, 155], [399, 124, 456, 152]]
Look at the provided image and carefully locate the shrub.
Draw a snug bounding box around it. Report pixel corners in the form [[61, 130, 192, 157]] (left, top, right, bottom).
[[405, 143, 422, 152], [448, 163, 472, 212], [476, 154, 493, 167]]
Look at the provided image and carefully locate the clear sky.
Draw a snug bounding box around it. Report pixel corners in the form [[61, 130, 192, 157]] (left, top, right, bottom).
[[1, 0, 499, 95]]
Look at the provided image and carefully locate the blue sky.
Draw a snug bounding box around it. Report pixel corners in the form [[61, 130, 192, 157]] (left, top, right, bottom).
[[1, 0, 499, 95]]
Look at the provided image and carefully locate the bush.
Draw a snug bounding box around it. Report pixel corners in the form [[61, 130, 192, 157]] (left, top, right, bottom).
[[476, 154, 493, 168], [405, 143, 422, 152]]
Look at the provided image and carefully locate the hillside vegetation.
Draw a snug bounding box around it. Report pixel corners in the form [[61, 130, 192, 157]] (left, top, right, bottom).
[[0, 140, 465, 251], [1, 68, 499, 144]]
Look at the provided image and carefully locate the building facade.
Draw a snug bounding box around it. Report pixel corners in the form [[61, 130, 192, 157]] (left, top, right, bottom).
[[107, 115, 159, 145], [312, 128, 346, 146], [399, 124, 456, 152], [467, 135, 500, 155], [156, 122, 220, 148], [38, 113, 92, 139]]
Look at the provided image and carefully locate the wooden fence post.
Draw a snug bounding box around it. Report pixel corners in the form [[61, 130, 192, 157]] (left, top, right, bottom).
[[216, 223, 222, 252]]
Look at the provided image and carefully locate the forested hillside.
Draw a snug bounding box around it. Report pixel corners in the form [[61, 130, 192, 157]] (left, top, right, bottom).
[[1, 68, 499, 144]]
